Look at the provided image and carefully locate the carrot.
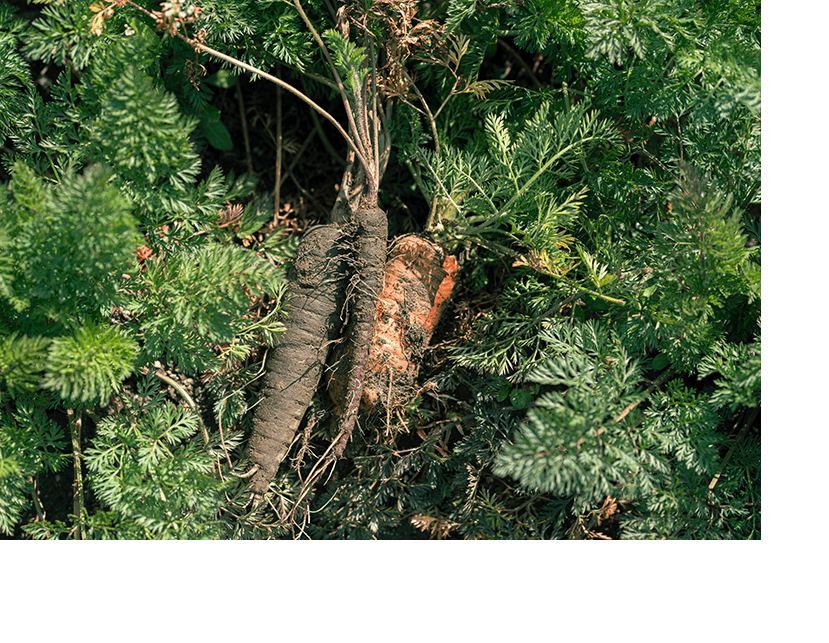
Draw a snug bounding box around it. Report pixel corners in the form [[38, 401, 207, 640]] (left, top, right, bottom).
[[328, 234, 460, 414], [245, 224, 346, 499], [246, 222, 459, 494], [332, 206, 388, 456]]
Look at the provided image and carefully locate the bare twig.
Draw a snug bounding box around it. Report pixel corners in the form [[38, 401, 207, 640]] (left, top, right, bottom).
[[275, 67, 283, 221], [31, 475, 45, 522], [615, 368, 674, 424], [154, 368, 210, 445], [301, 74, 348, 167], [369, 36, 380, 190], [401, 66, 442, 160], [236, 77, 254, 174], [497, 38, 542, 89], [615, 367, 674, 456]]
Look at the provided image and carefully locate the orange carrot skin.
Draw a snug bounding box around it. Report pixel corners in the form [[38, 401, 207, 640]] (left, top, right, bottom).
[[327, 235, 459, 411], [427, 253, 460, 332], [246, 224, 346, 498], [362, 235, 458, 407]]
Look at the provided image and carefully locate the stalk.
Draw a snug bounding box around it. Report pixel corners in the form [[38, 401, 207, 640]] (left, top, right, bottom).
[[67, 408, 85, 540], [117, 0, 390, 486]]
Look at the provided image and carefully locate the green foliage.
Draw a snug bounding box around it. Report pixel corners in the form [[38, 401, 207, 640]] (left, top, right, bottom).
[[79, 376, 228, 539], [20, 0, 113, 69], [0, 0, 758, 539], [323, 29, 369, 95], [0, 0, 290, 538], [0, 22, 30, 139], [451, 273, 574, 378], [440, 157, 759, 538], [129, 243, 285, 374], [617, 380, 759, 539], [375, 0, 760, 540], [0, 404, 68, 535], [418, 100, 620, 273], [697, 336, 760, 412], [582, 0, 691, 66], [1, 70, 86, 180], [89, 65, 201, 188], [41, 322, 138, 406], [509, 0, 585, 52], [2, 162, 142, 321], [0, 334, 51, 401], [622, 162, 759, 372], [493, 320, 650, 505]]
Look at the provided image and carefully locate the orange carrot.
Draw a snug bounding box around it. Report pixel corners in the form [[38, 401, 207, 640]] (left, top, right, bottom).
[[328, 234, 459, 412]]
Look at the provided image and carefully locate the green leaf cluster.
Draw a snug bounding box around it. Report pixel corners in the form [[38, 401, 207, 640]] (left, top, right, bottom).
[[419, 101, 619, 269], [130, 243, 284, 374], [79, 376, 228, 539], [493, 320, 649, 505], [622, 162, 759, 372], [323, 28, 369, 96], [356, 0, 762, 539], [1, 162, 141, 319], [438, 161, 759, 538], [41, 322, 138, 406], [0, 2, 289, 538], [0, 404, 68, 535]]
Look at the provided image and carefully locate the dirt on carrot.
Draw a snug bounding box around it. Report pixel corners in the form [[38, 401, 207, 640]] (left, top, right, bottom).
[[246, 223, 459, 496], [245, 224, 346, 500], [331, 206, 389, 455], [328, 233, 459, 414]]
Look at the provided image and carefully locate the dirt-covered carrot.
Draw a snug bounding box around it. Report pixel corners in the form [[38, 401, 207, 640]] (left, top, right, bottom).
[[328, 234, 460, 413], [332, 206, 388, 456], [246, 224, 346, 499], [363, 235, 459, 407]]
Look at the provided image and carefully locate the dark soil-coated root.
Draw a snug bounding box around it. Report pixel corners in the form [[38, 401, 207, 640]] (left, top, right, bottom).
[[246, 224, 346, 498], [334, 206, 388, 455]]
